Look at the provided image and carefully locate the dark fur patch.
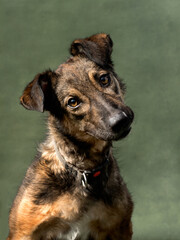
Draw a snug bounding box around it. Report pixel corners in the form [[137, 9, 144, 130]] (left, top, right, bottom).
[[87, 234, 95, 240], [33, 165, 77, 205]]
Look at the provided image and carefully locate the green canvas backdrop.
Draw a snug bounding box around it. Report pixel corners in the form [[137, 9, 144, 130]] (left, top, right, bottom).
[[0, 0, 180, 239]]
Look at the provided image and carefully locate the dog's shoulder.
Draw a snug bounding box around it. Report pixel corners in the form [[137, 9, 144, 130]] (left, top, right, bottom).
[[29, 154, 78, 205]]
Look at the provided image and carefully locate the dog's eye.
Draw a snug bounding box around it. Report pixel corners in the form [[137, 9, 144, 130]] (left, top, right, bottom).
[[99, 74, 111, 87], [67, 97, 80, 109]]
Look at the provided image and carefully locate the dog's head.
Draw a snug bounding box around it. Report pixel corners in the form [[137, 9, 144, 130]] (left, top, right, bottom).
[[20, 33, 134, 141]]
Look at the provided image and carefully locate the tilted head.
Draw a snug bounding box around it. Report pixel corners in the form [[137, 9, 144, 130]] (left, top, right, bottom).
[[20, 33, 134, 142]]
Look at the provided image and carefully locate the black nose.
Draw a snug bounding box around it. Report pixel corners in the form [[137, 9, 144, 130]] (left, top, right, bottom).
[[109, 109, 134, 133]]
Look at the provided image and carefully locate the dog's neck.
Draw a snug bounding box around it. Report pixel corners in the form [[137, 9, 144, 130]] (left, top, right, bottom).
[[41, 116, 111, 171]]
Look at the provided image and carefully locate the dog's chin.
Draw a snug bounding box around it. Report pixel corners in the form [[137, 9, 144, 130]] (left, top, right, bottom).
[[86, 127, 132, 142]]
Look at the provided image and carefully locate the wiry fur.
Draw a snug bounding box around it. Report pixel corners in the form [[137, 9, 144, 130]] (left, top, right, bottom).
[[7, 33, 134, 240]]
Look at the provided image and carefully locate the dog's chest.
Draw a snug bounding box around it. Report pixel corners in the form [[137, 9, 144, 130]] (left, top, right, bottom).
[[57, 214, 91, 240]]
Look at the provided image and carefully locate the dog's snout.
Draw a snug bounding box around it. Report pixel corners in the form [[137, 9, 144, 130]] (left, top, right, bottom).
[[109, 109, 134, 133]]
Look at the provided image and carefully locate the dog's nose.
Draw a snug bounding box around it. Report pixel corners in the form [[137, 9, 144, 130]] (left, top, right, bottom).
[[109, 109, 134, 133]]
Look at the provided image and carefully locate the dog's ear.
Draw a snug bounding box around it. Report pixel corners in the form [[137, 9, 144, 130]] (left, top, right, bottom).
[[20, 70, 57, 112], [70, 33, 113, 68]]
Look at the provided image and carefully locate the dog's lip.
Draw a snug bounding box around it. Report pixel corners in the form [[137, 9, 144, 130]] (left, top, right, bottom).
[[85, 126, 132, 141]]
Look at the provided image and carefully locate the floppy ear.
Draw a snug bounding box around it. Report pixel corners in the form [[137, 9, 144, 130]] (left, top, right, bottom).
[[70, 33, 113, 68], [20, 70, 57, 112]]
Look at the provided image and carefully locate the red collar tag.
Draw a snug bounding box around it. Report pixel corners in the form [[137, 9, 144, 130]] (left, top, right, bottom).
[[93, 171, 101, 177]]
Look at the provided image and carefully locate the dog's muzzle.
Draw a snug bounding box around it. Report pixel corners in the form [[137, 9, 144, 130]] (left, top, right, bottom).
[[109, 107, 134, 139]]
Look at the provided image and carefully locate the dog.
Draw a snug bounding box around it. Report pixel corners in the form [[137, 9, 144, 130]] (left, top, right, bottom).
[[7, 33, 134, 240]]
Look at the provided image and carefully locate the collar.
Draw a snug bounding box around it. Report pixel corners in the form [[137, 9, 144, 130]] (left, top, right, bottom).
[[68, 156, 109, 192], [53, 139, 110, 195]]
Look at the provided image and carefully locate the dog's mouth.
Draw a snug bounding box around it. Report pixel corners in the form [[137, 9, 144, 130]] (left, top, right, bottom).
[[85, 125, 132, 142]]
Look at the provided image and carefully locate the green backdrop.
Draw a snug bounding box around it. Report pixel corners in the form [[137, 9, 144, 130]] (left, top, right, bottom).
[[0, 0, 180, 239]]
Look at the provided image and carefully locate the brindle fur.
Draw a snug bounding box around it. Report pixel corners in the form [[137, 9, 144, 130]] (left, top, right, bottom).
[[7, 33, 134, 240]]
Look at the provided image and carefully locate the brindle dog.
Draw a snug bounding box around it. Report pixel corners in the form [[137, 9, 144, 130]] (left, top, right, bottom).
[[7, 33, 134, 240]]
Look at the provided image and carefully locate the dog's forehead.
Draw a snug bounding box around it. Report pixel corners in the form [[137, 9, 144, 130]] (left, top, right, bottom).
[[56, 57, 98, 84]]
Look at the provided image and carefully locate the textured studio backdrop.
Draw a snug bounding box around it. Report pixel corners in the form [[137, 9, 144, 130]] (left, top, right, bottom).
[[0, 0, 180, 239]]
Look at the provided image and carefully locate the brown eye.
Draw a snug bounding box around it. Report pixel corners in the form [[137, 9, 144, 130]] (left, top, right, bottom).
[[99, 74, 111, 87], [67, 97, 80, 109]]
